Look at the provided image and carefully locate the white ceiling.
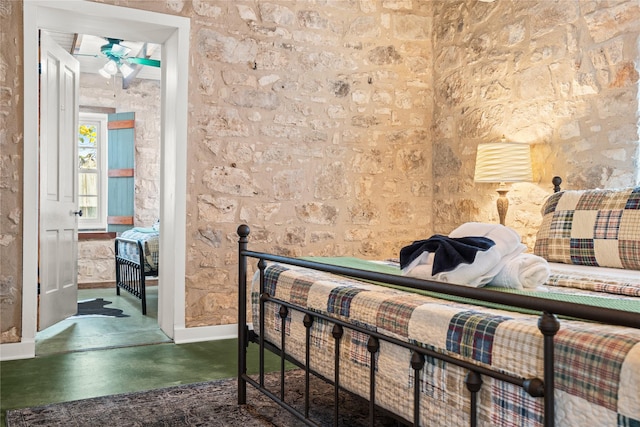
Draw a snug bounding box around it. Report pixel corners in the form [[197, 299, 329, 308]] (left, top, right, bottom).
[[44, 30, 161, 83]]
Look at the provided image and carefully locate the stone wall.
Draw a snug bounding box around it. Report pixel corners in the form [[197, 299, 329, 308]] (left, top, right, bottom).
[[431, 0, 640, 247], [0, 0, 23, 343], [1, 0, 638, 343], [77, 74, 161, 285], [181, 0, 435, 326], [1, 0, 435, 341]]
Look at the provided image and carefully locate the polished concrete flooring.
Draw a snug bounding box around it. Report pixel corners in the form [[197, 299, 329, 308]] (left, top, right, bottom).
[[35, 286, 171, 355], [0, 288, 281, 426]]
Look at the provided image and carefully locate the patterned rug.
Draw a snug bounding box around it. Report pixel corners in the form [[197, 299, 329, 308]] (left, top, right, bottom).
[[6, 370, 401, 426]]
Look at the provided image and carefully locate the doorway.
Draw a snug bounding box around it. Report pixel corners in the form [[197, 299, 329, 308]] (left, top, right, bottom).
[[35, 80, 163, 354], [21, 0, 190, 359]]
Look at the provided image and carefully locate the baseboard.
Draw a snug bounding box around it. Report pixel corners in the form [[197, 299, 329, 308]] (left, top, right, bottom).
[[79, 279, 158, 289], [173, 323, 238, 344], [0, 340, 36, 361], [1, 325, 238, 359], [78, 281, 116, 289]]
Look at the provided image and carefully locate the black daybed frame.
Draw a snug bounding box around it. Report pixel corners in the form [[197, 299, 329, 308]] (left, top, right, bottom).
[[114, 237, 157, 315], [236, 179, 640, 427]]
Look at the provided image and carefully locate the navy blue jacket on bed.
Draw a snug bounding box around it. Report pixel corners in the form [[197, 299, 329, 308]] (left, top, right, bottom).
[[399, 235, 496, 274]]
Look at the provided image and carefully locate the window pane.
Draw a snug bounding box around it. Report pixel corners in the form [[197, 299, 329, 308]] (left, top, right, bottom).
[[79, 123, 97, 170], [79, 196, 98, 220], [79, 172, 98, 197], [79, 146, 97, 169]]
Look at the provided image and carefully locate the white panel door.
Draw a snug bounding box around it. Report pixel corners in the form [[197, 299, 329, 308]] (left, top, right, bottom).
[[39, 32, 80, 331]]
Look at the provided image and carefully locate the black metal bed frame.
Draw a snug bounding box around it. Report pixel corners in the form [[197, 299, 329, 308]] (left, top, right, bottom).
[[114, 237, 158, 315], [237, 223, 640, 427]]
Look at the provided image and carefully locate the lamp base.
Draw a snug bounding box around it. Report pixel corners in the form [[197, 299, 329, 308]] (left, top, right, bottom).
[[496, 186, 509, 226]]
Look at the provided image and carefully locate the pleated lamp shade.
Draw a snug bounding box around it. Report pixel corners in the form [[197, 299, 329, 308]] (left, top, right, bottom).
[[474, 141, 533, 183]]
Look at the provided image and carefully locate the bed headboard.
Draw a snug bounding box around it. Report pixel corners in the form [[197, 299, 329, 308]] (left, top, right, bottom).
[[552, 176, 562, 193]]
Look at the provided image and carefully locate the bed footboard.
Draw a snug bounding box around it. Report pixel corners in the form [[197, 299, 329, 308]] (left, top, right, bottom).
[[115, 237, 152, 315], [237, 225, 640, 427]]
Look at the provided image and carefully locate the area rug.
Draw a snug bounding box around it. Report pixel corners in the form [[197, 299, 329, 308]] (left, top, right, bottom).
[[6, 370, 400, 426], [72, 298, 129, 318]]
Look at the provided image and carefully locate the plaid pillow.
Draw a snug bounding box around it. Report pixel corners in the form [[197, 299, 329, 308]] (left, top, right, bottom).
[[534, 187, 640, 270]]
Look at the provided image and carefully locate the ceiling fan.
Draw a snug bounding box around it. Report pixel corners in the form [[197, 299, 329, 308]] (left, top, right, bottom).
[[98, 38, 161, 79]]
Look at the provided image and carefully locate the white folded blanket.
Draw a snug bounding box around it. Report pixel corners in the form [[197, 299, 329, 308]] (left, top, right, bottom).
[[490, 253, 550, 289], [402, 222, 526, 287]]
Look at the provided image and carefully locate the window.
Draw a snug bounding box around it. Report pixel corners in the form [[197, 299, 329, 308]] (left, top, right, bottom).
[[78, 112, 108, 230]]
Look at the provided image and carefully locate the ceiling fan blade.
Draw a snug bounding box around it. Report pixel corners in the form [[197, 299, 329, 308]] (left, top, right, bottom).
[[110, 43, 131, 57], [127, 57, 161, 67], [100, 38, 131, 58]]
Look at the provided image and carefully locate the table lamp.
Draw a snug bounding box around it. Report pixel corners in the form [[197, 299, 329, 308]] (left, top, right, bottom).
[[474, 138, 533, 225]]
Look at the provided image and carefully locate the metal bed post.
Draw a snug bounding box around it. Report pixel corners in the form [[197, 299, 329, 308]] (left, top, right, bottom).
[[237, 224, 250, 405], [279, 305, 289, 400], [115, 243, 121, 295], [303, 314, 314, 419], [332, 324, 344, 426], [465, 371, 483, 427], [367, 336, 380, 426], [137, 240, 147, 315], [115, 239, 123, 298], [411, 351, 425, 426], [539, 311, 560, 427], [258, 259, 267, 387], [552, 176, 562, 193]]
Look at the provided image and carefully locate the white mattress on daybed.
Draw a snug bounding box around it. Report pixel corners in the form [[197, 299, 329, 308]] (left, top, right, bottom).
[[544, 262, 640, 299], [548, 262, 640, 281]]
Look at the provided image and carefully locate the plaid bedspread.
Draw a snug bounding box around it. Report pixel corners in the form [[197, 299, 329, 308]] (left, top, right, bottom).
[[118, 229, 159, 272], [251, 262, 640, 426]]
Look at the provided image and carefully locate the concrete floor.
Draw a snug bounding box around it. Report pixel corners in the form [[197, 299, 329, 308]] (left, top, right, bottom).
[[35, 287, 171, 355], [1, 288, 281, 426]]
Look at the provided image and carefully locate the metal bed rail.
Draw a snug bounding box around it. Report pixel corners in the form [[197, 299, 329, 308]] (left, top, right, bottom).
[[237, 224, 640, 427], [115, 237, 150, 315]]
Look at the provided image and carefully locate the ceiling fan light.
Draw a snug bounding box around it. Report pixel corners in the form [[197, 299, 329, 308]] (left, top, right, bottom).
[[98, 66, 111, 79], [119, 62, 135, 78], [103, 59, 118, 76]]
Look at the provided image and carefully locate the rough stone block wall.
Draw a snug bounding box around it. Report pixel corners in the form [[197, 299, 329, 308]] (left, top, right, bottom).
[[77, 239, 116, 285], [2, 0, 639, 343], [180, 0, 434, 326], [0, 0, 24, 343], [431, 0, 639, 247], [2, 0, 438, 332]]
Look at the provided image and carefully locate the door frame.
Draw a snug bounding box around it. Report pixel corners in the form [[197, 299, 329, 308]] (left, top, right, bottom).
[[18, 0, 189, 359]]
